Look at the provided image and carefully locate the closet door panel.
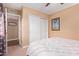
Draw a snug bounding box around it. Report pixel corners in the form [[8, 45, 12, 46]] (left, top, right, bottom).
[[40, 19, 48, 39], [29, 15, 40, 43]]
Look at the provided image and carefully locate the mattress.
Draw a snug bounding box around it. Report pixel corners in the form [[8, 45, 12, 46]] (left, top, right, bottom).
[[27, 37, 79, 56]]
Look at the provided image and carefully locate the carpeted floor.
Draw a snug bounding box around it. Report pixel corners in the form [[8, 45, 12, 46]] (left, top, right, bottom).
[[6, 45, 27, 56]]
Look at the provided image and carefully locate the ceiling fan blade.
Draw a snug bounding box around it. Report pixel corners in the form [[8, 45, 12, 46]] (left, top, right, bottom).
[[60, 3, 64, 5], [45, 3, 50, 7]]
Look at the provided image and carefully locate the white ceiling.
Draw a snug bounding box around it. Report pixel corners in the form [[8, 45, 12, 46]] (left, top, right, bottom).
[[4, 3, 77, 15]]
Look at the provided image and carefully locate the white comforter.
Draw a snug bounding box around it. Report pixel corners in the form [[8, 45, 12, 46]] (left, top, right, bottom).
[[27, 37, 79, 56]]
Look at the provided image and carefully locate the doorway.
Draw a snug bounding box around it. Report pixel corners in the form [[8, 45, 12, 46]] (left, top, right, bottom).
[[6, 13, 22, 47], [7, 14, 18, 46]]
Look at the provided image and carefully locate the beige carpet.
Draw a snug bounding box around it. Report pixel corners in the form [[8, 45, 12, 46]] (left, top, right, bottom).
[[6, 45, 27, 56]]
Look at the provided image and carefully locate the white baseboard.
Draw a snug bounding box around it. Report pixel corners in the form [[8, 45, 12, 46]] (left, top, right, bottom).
[[22, 45, 29, 48]]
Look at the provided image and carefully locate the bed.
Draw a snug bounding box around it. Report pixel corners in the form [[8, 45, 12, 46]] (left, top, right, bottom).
[[26, 37, 79, 56]]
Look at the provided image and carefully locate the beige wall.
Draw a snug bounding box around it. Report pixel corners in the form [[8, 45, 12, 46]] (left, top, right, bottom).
[[22, 7, 49, 47], [49, 4, 79, 40], [22, 4, 79, 47]]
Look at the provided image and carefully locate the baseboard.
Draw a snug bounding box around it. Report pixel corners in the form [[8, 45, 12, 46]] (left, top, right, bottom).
[[22, 45, 29, 48]]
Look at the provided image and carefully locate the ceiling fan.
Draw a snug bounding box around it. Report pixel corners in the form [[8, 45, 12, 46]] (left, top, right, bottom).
[[45, 3, 64, 7]]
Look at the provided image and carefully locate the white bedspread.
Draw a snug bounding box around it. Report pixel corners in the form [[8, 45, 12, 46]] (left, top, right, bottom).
[[27, 37, 79, 56]]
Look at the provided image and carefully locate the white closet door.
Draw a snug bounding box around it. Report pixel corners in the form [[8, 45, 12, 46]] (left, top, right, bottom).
[[29, 15, 40, 43], [40, 19, 48, 39]]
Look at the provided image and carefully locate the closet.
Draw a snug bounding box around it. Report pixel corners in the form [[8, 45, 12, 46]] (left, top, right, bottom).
[[0, 4, 22, 55], [5, 8, 22, 50], [29, 15, 48, 43], [7, 13, 20, 46]]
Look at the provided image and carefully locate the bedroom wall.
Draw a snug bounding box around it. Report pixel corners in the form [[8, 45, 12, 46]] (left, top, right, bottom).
[[22, 7, 49, 47], [48, 4, 79, 40]]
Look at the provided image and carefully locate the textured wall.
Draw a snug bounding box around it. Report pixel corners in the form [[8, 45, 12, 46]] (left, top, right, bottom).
[[48, 4, 79, 40]]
